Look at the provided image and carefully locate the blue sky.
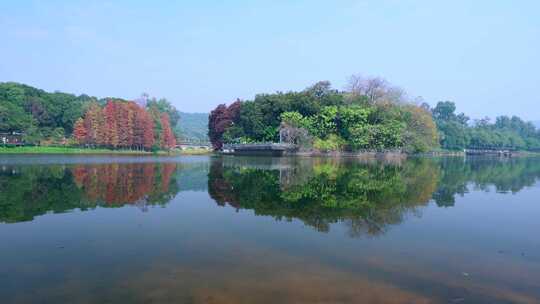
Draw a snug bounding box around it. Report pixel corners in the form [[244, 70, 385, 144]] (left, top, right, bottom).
[[1, 0, 539, 120]]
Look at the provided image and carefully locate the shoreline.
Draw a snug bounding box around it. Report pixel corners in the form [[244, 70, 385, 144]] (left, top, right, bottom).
[[2, 146, 537, 158], [222, 149, 540, 158], [292, 150, 407, 160], [0, 146, 212, 156]]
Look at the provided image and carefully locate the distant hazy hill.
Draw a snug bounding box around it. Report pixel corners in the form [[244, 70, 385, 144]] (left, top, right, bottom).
[[534, 121, 540, 129], [175, 112, 209, 142]]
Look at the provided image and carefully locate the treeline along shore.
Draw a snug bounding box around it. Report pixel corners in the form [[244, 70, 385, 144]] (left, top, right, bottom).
[[209, 74, 540, 155], [0, 82, 180, 153], [2, 75, 540, 156]]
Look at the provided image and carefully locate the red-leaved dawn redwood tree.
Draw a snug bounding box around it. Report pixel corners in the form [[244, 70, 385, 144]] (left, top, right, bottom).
[[160, 113, 176, 150], [73, 99, 173, 151], [73, 118, 87, 144]]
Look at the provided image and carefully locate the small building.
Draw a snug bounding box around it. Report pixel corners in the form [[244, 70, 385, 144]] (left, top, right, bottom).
[[0, 132, 25, 145]]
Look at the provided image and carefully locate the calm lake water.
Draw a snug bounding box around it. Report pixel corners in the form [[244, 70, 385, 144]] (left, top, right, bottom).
[[1, 155, 539, 304]]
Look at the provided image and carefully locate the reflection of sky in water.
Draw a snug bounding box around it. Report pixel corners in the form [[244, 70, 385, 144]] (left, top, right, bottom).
[[0, 156, 539, 303]]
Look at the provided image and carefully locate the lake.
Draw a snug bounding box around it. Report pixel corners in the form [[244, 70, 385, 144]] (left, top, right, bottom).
[[0, 155, 539, 303]]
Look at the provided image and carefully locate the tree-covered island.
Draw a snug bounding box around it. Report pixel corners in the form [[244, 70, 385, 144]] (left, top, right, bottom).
[[209, 75, 540, 153]]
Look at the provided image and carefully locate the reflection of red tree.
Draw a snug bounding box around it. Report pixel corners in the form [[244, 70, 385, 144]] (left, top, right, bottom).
[[208, 163, 238, 207], [161, 163, 176, 193], [71, 163, 176, 206], [73, 166, 88, 188], [105, 164, 120, 204]]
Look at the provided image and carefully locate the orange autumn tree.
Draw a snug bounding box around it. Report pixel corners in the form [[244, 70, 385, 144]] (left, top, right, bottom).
[[73, 99, 174, 151], [133, 106, 155, 150], [103, 101, 119, 148], [73, 118, 87, 144], [142, 110, 155, 149], [83, 102, 103, 146], [160, 113, 176, 150]]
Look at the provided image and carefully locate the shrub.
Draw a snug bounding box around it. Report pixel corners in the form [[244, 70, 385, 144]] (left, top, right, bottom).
[[313, 134, 345, 152]]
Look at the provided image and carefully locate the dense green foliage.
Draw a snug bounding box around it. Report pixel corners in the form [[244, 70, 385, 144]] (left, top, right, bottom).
[[0, 82, 181, 148], [208, 81, 438, 152], [0, 82, 91, 138], [4, 81, 538, 153], [431, 101, 540, 150], [208, 77, 539, 153]]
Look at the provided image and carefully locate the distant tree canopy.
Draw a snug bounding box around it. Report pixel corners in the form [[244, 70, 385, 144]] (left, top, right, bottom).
[[430, 101, 540, 150], [0, 82, 89, 137], [208, 78, 439, 152], [0, 82, 179, 150]]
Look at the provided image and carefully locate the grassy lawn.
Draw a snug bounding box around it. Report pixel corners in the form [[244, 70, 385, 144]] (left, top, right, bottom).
[[0, 145, 213, 155], [0, 146, 169, 155]]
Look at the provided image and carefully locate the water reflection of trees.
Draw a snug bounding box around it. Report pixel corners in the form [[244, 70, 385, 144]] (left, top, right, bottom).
[[0, 163, 180, 223], [3, 156, 540, 228], [208, 156, 540, 236], [208, 157, 439, 236], [433, 157, 540, 207], [72, 163, 178, 207]]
